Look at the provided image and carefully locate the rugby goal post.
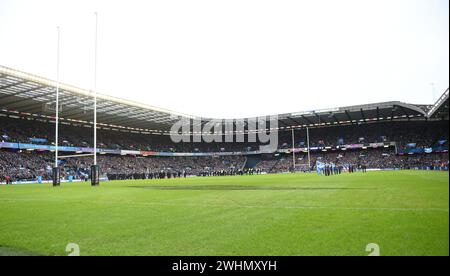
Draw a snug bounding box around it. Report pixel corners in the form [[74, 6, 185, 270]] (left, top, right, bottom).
[[53, 13, 100, 187]]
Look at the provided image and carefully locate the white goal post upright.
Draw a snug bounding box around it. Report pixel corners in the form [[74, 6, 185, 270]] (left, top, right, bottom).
[[91, 12, 100, 186], [55, 26, 60, 168], [53, 26, 61, 187], [291, 129, 296, 171], [307, 126, 311, 171], [93, 12, 98, 167]]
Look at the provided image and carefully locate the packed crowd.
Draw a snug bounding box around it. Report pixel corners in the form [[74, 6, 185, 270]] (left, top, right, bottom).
[[63, 154, 246, 180], [1, 117, 448, 153], [0, 148, 448, 183], [0, 151, 53, 182], [256, 149, 449, 173], [0, 151, 247, 182], [277, 121, 449, 150]]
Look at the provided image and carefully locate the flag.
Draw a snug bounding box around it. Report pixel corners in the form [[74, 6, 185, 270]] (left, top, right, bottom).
[[316, 160, 325, 175]]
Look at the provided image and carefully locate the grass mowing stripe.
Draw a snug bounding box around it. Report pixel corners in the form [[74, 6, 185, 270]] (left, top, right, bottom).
[[0, 197, 447, 213]]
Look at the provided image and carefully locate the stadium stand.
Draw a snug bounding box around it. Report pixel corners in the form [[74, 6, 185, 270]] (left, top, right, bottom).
[[1, 116, 448, 152], [0, 66, 448, 183]]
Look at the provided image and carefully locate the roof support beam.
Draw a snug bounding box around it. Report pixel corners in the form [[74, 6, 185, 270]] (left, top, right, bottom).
[[60, 100, 136, 118], [301, 115, 314, 125], [17, 104, 52, 115], [345, 110, 353, 122], [0, 85, 47, 106], [278, 120, 290, 128], [0, 85, 43, 101], [360, 108, 366, 122], [0, 80, 28, 91], [60, 104, 170, 126], [100, 108, 139, 117], [398, 105, 410, 116], [2, 89, 55, 108], [119, 109, 160, 119], [51, 94, 93, 107], [96, 113, 169, 130], [97, 115, 143, 126], [314, 112, 325, 124], [397, 105, 411, 121], [60, 104, 98, 118], [287, 117, 302, 126], [331, 113, 341, 125]]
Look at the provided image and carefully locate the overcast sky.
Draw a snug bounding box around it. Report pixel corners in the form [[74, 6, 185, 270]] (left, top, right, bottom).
[[0, 0, 448, 119]]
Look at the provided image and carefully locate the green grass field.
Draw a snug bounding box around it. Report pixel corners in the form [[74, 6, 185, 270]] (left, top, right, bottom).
[[0, 170, 448, 256]]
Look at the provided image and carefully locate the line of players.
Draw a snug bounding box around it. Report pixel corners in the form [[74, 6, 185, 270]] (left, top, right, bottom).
[[320, 163, 368, 176], [323, 164, 342, 176], [106, 168, 264, 181]]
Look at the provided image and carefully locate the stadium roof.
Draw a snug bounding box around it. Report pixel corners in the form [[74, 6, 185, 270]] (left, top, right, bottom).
[[427, 88, 449, 120], [0, 65, 197, 133], [0, 65, 445, 134]]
